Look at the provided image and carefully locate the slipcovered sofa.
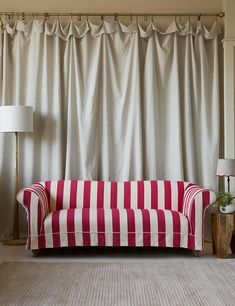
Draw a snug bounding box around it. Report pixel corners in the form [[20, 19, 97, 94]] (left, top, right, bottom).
[[17, 180, 216, 254]]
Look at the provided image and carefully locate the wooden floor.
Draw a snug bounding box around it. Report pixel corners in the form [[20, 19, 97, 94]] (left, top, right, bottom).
[[1, 242, 234, 264]]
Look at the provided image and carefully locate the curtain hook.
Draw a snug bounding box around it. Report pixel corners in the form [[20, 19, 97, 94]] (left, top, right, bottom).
[[198, 14, 201, 21], [44, 13, 49, 21], [22, 12, 25, 21], [101, 14, 104, 21], [130, 13, 133, 22], [114, 13, 118, 21], [0, 14, 2, 31], [78, 14, 81, 21], [144, 15, 147, 22], [151, 15, 154, 22]]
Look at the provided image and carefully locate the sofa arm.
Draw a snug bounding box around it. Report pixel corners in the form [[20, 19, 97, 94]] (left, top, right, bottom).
[[17, 183, 49, 237], [182, 184, 216, 236]]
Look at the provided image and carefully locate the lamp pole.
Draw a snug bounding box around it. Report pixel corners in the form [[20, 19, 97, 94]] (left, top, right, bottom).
[[14, 131, 19, 240], [3, 132, 25, 245], [227, 176, 230, 194]]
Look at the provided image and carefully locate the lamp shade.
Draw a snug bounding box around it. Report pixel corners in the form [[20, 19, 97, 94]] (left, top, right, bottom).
[[216, 159, 235, 177], [0, 106, 33, 132]]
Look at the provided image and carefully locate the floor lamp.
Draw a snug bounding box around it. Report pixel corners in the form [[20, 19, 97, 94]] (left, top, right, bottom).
[[0, 105, 33, 245]]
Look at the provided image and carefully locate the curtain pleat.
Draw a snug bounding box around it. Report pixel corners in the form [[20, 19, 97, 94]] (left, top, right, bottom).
[[0, 19, 220, 240]]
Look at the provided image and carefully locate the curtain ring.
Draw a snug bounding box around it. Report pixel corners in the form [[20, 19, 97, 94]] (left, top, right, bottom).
[[114, 13, 118, 21], [44, 13, 49, 21], [130, 13, 133, 22], [0, 14, 3, 31], [22, 12, 25, 21]]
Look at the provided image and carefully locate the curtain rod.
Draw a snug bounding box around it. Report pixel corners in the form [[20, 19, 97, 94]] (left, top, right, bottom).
[[0, 11, 225, 19]]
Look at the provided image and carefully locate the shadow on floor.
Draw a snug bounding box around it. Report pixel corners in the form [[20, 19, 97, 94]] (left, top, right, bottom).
[[33, 246, 201, 258]]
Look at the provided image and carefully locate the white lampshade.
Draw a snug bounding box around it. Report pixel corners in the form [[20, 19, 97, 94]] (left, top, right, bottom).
[[216, 159, 235, 177], [0, 106, 33, 132]]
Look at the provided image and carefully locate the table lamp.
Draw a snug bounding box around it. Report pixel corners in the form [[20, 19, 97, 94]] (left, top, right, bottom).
[[0, 105, 33, 245], [216, 158, 235, 193]]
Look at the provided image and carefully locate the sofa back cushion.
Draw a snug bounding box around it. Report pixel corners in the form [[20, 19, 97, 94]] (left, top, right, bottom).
[[41, 180, 190, 213]]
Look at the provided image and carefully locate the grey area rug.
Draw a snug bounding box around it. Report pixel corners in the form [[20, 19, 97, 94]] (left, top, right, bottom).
[[0, 262, 235, 306]]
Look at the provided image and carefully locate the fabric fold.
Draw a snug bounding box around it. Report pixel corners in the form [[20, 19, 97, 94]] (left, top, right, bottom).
[[2, 19, 221, 40]]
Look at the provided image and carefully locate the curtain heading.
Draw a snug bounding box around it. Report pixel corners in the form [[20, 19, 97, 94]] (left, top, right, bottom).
[[1, 19, 221, 41]]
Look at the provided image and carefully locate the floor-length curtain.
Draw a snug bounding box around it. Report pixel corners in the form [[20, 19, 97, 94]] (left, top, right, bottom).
[[0, 19, 220, 240]]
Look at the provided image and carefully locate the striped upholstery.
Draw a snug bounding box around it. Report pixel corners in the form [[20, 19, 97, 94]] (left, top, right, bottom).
[[182, 184, 215, 249], [41, 180, 189, 212], [17, 180, 216, 251]]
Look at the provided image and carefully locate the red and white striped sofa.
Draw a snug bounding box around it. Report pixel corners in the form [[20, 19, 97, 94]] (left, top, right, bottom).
[[17, 180, 216, 253]]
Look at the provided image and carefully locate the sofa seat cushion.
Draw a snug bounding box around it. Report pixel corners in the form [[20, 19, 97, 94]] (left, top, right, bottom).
[[42, 208, 190, 248]]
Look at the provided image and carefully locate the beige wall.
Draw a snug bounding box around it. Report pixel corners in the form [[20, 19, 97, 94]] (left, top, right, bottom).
[[222, 0, 235, 193], [0, 0, 222, 13], [223, 0, 235, 36]]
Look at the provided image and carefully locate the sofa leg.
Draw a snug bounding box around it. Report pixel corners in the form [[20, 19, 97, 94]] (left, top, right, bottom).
[[32, 250, 40, 257], [193, 250, 200, 257]]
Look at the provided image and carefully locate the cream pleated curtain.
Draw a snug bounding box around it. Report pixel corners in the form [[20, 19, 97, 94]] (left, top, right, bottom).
[[0, 18, 220, 240]]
